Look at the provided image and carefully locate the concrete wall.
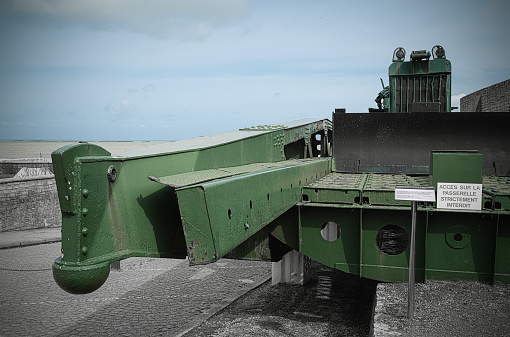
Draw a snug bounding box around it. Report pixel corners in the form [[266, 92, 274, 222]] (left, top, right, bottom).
[[0, 175, 61, 232], [460, 79, 510, 112]]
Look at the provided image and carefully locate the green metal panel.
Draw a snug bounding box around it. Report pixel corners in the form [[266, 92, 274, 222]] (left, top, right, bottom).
[[299, 204, 361, 275], [430, 151, 483, 188], [51, 143, 111, 214], [174, 158, 332, 265], [225, 226, 271, 261], [224, 207, 300, 262], [495, 214, 510, 283], [360, 207, 426, 282], [267, 207, 300, 252], [150, 161, 313, 188], [298, 170, 510, 284], [425, 211, 495, 282]]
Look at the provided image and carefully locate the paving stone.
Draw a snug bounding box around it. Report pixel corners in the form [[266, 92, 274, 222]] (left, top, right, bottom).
[[0, 243, 271, 336]]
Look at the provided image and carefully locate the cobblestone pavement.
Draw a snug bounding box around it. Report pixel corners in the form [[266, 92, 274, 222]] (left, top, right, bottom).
[[182, 261, 377, 337], [0, 243, 271, 336]]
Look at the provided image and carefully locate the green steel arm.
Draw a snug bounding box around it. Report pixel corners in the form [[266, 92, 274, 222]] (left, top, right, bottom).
[[164, 159, 331, 265], [51, 119, 332, 294]]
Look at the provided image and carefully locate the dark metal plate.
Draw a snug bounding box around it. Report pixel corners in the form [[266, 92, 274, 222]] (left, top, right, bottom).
[[333, 111, 510, 176]]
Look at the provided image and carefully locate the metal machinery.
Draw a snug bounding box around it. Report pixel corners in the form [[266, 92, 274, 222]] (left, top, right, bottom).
[[52, 47, 510, 295], [370, 45, 452, 112]]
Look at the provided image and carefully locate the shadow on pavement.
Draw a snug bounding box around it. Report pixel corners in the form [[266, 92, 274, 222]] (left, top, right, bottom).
[[185, 260, 377, 337]]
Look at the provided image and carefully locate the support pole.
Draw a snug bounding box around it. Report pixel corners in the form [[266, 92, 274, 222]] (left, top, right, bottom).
[[272, 250, 311, 286], [408, 200, 417, 319]]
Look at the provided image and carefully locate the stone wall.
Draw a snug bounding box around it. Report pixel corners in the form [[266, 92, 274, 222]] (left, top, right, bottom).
[[460, 79, 510, 112], [0, 175, 61, 232], [0, 159, 53, 178]]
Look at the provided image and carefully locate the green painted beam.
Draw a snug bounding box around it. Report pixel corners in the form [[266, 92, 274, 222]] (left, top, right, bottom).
[[173, 158, 332, 265], [51, 119, 332, 294]]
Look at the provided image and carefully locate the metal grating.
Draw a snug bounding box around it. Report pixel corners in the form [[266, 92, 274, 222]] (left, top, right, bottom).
[[483, 176, 510, 210], [303, 172, 366, 204], [362, 173, 423, 206], [393, 74, 449, 112], [308, 172, 366, 190]]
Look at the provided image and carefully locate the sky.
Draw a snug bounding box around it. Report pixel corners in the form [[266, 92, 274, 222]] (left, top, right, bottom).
[[1, 0, 509, 141]]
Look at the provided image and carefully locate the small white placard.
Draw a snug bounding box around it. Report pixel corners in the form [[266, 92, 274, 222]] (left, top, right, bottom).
[[436, 182, 482, 210], [395, 185, 436, 202]]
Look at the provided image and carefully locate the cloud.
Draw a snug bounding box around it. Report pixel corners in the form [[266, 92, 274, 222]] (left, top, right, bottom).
[[127, 83, 154, 101], [270, 92, 281, 99], [105, 99, 135, 121], [0, 0, 250, 41], [451, 93, 466, 111]]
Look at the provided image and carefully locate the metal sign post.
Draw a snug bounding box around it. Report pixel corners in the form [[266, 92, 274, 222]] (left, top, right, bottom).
[[395, 185, 436, 320], [408, 200, 417, 319]]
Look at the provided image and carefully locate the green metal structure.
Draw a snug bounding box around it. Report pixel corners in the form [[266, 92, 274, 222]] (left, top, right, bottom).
[[370, 45, 452, 112], [51, 119, 332, 293], [51, 46, 510, 295]]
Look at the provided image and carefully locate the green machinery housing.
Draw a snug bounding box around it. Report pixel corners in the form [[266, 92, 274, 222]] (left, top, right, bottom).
[[51, 46, 509, 294], [371, 45, 452, 112]]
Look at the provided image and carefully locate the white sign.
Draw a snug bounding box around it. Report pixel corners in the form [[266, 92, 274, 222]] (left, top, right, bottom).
[[395, 185, 436, 202], [436, 182, 482, 210]]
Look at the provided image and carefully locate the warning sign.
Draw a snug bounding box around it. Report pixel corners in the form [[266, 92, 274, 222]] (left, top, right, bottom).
[[436, 182, 482, 210], [395, 185, 436, 202]]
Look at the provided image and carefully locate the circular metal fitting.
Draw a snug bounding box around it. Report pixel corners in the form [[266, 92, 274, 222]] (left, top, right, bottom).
[[107, 165, 117, 183], [446, 225, 470, 249]]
